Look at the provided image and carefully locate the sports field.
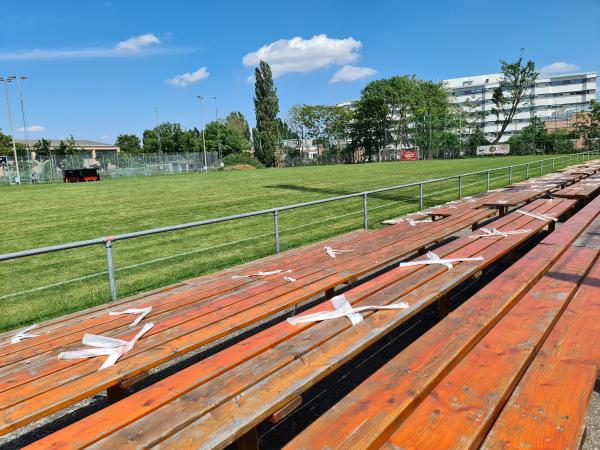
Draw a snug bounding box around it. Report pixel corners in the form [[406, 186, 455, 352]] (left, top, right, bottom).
[[0, 154, 582, 331]]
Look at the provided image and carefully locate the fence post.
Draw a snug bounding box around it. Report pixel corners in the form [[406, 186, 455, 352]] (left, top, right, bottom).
[[540, 160, 544, 175], [486, 171, 490, 191], [552, 157, 555, 170], [458, 176, 462, 199], [273, 210, 280, 253], [419, 183, 424, 210], [363, 193, 368, 229], [508, 166, 513, 184], [104, 238, 117, 302], [525, 163, 530, 179]]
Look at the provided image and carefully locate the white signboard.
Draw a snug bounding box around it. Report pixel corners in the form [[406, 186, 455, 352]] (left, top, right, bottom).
[[477, 144, 510, 156]]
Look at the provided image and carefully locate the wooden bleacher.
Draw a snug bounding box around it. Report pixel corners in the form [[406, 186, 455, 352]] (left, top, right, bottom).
[[286, 195, 600, 450], [23, 198, 576, 449]]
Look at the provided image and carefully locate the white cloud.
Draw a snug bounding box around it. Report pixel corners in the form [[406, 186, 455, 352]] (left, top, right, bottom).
[[243, 34, 362, 78], [115, 33, 160, 52], [17, 125, 45, 132], [540, 61, 580, 77], [166, 67, 209, 87], [0, 33, 167, 61], [330, 65, 377, 83]]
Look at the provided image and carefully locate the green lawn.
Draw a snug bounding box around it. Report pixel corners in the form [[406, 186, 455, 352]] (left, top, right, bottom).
[[0, 154, 586, 331]]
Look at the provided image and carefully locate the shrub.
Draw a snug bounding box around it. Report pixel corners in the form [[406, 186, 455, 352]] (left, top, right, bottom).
[[222, 153, 261, 167]]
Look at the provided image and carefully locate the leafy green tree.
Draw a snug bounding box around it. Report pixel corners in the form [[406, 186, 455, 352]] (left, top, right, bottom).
[[204, 121, 250, 155], [491, 50, 538, 144], [224, 112, 252, 145], [115, 134, 142, 154], [142, 122, 199, 153], [576, 100, 600, 150], [253, 60, 280, 166], [287, 104, 351, 152], [0, 129, 13, 157], [32, 138, 52, 158]]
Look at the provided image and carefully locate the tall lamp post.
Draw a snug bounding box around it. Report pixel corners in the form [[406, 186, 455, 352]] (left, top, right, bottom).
[[211, 96, 221, 159], [0, 75, 20, 184], [16, 76, 32, 179], [196, 95, 208, 172]]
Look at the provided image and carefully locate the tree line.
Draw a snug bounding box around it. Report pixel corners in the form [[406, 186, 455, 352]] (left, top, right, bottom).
[[2, 54, 599, 165]]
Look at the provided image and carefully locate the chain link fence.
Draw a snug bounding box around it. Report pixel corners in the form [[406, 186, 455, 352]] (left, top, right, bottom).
[[0, 151, 221, 184]]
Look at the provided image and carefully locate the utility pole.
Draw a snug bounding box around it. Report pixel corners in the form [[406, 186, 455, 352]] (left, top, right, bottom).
[[16, 76, 32, 181], [211, 96, 221, 159], [196, 96, 208, 172], [154, 106, 162, 155], [0, 76, 20, 184]]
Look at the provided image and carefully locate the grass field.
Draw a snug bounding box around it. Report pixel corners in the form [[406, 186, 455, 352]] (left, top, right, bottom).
[[0, 154, 585, 331]]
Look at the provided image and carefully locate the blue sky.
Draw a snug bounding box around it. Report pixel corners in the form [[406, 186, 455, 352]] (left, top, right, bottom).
[[0, 0, 598, 143]]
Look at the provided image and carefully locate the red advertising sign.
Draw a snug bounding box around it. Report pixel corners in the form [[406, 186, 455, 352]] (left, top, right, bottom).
[[400, 149, 418, 161]]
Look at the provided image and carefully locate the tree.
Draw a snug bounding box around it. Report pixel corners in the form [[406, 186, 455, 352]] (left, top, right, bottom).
[[115, 134, 142, 154], [491, 50, 538, 144], [0, 130, 13, 157], [576, 100, 600, 151], [142, 122, 199, 153], [224, 112, 251, 145], [253, 60, 280, 166], [204, 121, 250, 155], [32, 138, 52, 158], [287, 104, 351, 153]]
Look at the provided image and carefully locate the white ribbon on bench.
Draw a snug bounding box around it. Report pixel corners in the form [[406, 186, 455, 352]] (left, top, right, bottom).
[[58, 322, 154, 370], [284, 276, 296, 283], [468, 227, 532, 238], [516, 209, 558, 222], [287, 294, 409, 326], [325, 246, 354, 258], [10, 324, 39, 344], [109, 307, 152, 327], [232, 269, 292, 279], [398, 251, 484, 270]]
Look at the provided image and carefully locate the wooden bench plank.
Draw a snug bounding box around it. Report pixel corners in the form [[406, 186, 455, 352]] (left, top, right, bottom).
[[382, 246, 598, 449], [0, 207, 493, 435], [482, 256, 600, 450], [284, 199, 600, 450], [24, 200, 574, 449]]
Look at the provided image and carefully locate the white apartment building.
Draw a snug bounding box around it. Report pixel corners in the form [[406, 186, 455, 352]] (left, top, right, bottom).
[[443, 72, 597, 142]]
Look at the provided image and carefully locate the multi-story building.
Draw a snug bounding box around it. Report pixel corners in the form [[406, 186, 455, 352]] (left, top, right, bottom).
[[443, 72, 597, 142]]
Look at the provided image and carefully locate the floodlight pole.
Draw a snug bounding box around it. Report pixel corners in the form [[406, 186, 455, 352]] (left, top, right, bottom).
[[0, 76, 20, 184], [211, 96, 221, 159], [197, 95, 208, 172], [16, 76, 32, 178]]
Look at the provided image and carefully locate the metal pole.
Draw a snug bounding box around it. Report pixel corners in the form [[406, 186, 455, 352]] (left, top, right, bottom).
[[458, 176, 462, 199], [212, 96, 221, 159], [16, 76, 32, 181], [197, 96, 208, 172], [540, 160, 543, 176], [363, 193, 368, 229], [526, 163, 529, 179], [419, 183, 424, 210], [508, 166, 513, 184], [273, 209, 280, 253], [154, 106, 162, 154], [1, 76, 21, 184], [104, 239, 117, 301], [486, 171, 490, 191]]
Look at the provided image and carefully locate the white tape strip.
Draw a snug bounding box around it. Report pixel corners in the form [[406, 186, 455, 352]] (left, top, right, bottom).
[[232, 269, 291, 279], [287, 294, 409, 326], [398, 251, 484, 271], [10, 324, 39, 344], [109, 307, 152, 327], [325, 246, 354, 258], [58, 322, 154, 370], [469, 227, 532, 238], [516, 209, 558, 222]]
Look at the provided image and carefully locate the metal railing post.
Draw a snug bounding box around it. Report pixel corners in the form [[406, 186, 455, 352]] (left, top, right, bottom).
[[363, 193, 368, 229], [525, 163, 530, 179], [104, 238, 117, 302], [540, 160, 544, 175], [552, 157, 555, 170], [486, 171, 490, 191], [458, 176, 462, 199], [419, 183, 424, 210], [273, 209, 280, 253], [508, 166, 513, 184]]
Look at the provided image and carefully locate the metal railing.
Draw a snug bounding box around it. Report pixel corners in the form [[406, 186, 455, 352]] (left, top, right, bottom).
[[1, 151, 597, 302]]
